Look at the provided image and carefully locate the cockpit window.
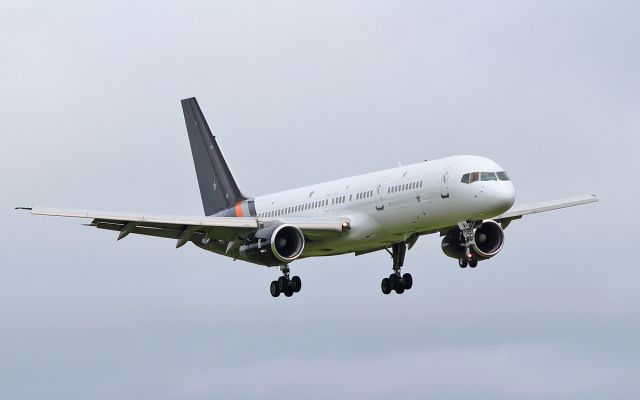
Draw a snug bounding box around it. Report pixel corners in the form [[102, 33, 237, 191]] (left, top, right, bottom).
[[462, 171, 506, 183], [461, 172, 481, 183], [481, 172, 497, 181]]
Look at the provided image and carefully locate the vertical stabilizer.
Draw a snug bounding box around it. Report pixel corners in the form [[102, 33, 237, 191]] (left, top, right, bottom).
[[181, 97, 247, 216]]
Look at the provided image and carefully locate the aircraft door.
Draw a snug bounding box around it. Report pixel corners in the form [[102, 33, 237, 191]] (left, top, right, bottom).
[[326, 194, 336, 212], [375, 176, 387, 211], [441, 167, 453, 199]]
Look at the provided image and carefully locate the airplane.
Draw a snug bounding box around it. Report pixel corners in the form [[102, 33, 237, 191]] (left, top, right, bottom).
[[17, 97, 598, 298]]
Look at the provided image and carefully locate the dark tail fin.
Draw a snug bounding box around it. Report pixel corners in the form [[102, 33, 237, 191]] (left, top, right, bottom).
[[181, 97, 247, 216]]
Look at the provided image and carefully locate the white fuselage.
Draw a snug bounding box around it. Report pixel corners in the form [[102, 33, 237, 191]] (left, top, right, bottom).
[[251, 155, 516, 257]]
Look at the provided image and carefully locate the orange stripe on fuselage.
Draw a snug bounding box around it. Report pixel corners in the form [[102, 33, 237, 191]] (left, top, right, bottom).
[[235, 202, 244, 217]]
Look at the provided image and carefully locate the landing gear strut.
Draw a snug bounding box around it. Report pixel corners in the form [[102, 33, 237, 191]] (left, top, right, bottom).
[[381, 242, 413, 295], [270, 265, 302, 298]]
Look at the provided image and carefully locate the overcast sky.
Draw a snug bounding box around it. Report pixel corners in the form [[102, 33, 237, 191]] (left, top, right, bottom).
[[1, 1, 639, 399]]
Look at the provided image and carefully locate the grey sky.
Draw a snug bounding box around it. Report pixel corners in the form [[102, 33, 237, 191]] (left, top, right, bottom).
[[1, 1, 638, 399]]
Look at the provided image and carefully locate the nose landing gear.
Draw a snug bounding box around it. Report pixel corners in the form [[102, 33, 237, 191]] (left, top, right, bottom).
[[458, 256, 478, 268], [457, 221, 480, 269], [381, 242, 413, 295]]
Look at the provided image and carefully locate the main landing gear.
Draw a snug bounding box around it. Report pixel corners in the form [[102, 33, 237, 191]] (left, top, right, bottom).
[[270, 265, 302, 298], [381, 242, 413, 295]]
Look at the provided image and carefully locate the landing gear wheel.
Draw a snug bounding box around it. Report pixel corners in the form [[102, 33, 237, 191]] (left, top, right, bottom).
[[284, 286, 294, 297], [270, 281, 280, 297], [458, 257, 468, 268], [389, 274, 400, 290], [291, 276, 302, 293], [277, 276, 288, 292], [469, 259, 478, 268], [395, 283, 405, 294], [381, 278, 391, 294], [402, 273, 413, 290]]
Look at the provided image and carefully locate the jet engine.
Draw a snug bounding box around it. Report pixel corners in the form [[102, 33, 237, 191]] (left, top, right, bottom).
[[441, 220, 505, 260], [239, 224, 305, 266]]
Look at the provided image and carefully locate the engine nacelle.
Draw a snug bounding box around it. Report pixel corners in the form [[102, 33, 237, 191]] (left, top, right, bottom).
[[239, 224, 305, 266], [441, 220, 505, 260]]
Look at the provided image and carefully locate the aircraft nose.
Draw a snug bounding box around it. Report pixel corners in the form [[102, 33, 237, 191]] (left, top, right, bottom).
[[494, 183, 516, 213], [483, 182, 515, 216]]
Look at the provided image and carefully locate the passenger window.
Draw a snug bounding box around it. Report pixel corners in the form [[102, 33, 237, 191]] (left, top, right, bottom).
[[481, 172, 497, 181]]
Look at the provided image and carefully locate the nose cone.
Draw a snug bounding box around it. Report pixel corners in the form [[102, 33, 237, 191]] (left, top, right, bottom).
[[486, 183, 516, 215]]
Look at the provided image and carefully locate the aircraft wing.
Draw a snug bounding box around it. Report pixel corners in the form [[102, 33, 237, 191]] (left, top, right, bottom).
[[494, 194, 598, 226], [423, 193, 599, 239], [19, 207, 348, 248]]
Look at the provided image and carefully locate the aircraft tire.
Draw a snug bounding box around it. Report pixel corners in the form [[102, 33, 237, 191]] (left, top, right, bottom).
[[381, 278, 391, 294], [291, 276, 302, 293], [458, 257, 468, 268], [402, 273, 413, 290], [469, 259, 478, 268], [270, 281, 280, 297], [389, 274, 400, 290], [277, 276, 288, 292]]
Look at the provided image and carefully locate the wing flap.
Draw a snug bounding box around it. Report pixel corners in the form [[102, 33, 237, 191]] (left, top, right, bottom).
[[95, 221, 198, 241]]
